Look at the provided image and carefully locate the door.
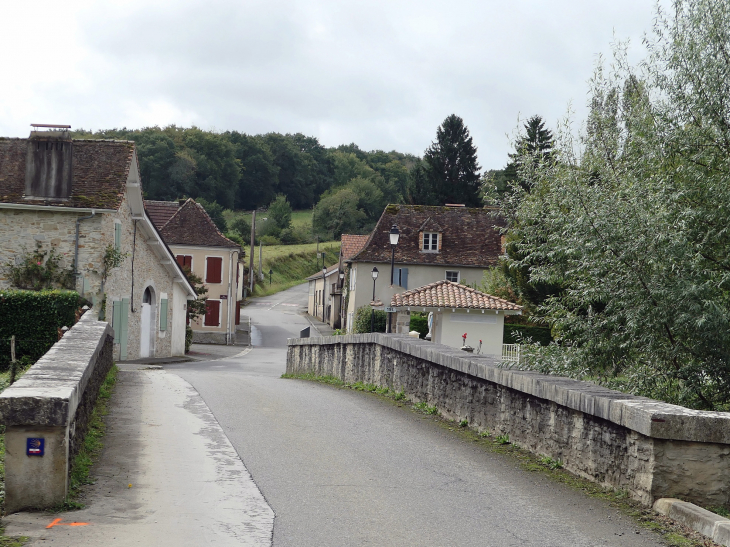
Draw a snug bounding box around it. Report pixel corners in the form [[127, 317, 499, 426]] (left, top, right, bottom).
[[140, 303, 151, 357]]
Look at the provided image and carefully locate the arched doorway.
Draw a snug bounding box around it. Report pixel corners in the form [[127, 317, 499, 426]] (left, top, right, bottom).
[[140, 286, 157, 358]]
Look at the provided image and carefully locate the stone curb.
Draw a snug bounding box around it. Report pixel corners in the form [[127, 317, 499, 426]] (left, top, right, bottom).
[[654, 498, 730, 546]]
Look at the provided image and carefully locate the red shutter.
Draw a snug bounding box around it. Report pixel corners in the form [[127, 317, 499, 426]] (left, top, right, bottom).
[[204, 300, 220, 326], [176, 255, 186, 266], [235, 300, 241, 325], [206, 257, 223, 283], [176, 255, 192, 269]]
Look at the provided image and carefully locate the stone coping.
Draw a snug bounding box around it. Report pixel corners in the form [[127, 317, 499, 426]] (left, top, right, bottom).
[[0, 314, 113, 427], [288, 333, 730, 444]]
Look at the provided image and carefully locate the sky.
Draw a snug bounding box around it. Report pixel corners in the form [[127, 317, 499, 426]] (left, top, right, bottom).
[[0, 0, 661, 169]]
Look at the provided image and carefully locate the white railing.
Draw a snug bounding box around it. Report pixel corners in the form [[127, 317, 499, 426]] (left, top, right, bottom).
[[502, 343, 521, 364]]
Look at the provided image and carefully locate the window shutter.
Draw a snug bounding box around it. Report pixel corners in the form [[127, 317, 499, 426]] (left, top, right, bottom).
[[114, 223, 121, 251], [176, 255, 185, 266], [204, 300, 220, 326], [112, 300, 122, 341], [159, 298, 168, 331], [401, 268, 408, 290], [235, 300, 241, 325], [120, 298, 130, 360], [206, 257, 223, 283]]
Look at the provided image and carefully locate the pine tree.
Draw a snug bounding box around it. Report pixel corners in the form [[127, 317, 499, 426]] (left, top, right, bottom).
[[504, 115, 554, 193], [420, 115, 481, 206]]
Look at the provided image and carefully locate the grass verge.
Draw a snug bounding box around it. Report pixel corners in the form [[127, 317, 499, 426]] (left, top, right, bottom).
[[281, 371, 724, 547], [63, 364, 119, 509]]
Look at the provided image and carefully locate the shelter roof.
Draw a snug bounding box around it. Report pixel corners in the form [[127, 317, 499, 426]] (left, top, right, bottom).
[[391, 280, 522, 311]]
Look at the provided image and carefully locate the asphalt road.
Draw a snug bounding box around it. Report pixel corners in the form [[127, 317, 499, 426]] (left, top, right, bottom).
[[167, 283, 667, 547]]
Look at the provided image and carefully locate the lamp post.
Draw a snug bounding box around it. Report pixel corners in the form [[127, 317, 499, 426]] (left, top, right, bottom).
[[269, 268, 273, 285], [371, 266, 379, 333], [389, 224, 400, 286]]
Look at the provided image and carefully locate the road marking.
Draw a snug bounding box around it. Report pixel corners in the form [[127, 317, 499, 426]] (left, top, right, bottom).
[[281, 303, 299, 307], [46, 518, 89, 528]]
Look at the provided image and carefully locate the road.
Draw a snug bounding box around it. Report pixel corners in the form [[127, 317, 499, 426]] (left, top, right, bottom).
[[165, 283, 666, 547]]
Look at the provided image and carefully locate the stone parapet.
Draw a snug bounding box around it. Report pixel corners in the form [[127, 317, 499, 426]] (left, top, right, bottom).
[[0, 314, 114, 512], [287, 334, 730, 507]]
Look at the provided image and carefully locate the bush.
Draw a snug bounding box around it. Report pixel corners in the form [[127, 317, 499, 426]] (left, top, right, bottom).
[[229, 216, 251, 244], [353, 305, 387, 333], [503, 324, 552, 346], [259, 235, 281, 246], [0, 290, 82, 369], [409, 312, 429, 338]]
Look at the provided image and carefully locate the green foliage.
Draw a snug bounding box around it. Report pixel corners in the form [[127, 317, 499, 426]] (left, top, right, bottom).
[[68, 365, 117, 503], [101, 245, 127, 284], [230, 216, 251, 244], [3, 243, 75, 291], [495, 434, 510, 445], [412, 401, 439, 415], [496, 0, 730, 410], [503, 324, 552, 346], [539, 456, 563, 470], [0, 290, 81, 369], [353, 305, 387, 333], [181, 267, 208, 322], [459, 419, 468, 427], [409, 312, 429, 338], [267, 194, 293, 231], [312, 187, 366, 240], [196, 197, 228, 233], [413, 114, 481, 206], [394, 390, 406, 401]]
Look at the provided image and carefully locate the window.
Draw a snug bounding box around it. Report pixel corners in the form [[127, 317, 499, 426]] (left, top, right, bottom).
[[422, 232, 439, 251], [176, 255, 193, 270], [204, 300, 221, 326], [206, 256, 223, 283], [446, 270, 460, 283]]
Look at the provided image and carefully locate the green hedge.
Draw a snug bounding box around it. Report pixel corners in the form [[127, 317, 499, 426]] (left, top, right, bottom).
[[409, 313, 429, 338], [503, 324, 552, 346], [0, 290, 82, 370], [353, 306, 387, 333]]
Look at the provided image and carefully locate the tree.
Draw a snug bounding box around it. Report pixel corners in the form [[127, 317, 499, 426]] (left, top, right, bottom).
[[499, 0, 730, 410], [227, 132, 279, 210], [312, 188, 366, 240], [230, 216, 251, 244], [267, 194, 293, 231], [419, 115, 481, 206]]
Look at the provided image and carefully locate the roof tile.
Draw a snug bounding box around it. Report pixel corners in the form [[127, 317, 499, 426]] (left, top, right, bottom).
[[340, 234, 369, 260], [392, 280, 521, 311], [158, 199, 240, 249]]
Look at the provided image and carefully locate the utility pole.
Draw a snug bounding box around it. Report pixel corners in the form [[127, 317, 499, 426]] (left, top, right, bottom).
[[249, 210, 256, 294]]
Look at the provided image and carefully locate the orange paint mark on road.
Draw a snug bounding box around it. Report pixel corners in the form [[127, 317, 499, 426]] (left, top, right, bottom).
[[46, 518, 89, 529]]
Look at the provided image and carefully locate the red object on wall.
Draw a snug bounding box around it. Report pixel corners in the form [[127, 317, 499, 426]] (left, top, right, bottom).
[[235, 300, 241, 325], [176, 255, 192, 269], [206, 257, 223, 283], [204, 300, 221, 326]]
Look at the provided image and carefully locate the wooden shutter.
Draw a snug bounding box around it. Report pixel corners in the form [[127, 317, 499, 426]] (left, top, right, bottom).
[[206, 257, 223, 283], [235, 300, 241, 325], [112, 300, 122, 341], [159, 298, 168, 331], [204, 300, 220, 326]]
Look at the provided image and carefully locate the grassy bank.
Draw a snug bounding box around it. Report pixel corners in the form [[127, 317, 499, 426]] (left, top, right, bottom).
[[226, 209, 313, 233], [247, 241, 340, 297]]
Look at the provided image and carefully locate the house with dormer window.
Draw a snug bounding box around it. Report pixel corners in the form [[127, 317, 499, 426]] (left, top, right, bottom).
[[341, 204, 505, 333]]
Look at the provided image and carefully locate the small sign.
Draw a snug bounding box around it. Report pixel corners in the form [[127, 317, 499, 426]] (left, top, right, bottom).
[[27, 437, 44, 456], [384, 307, 397, 313], [220, 295, 228, 300]]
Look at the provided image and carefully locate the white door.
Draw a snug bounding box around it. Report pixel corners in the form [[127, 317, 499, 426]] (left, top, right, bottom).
[[140, 303, 151, 358]]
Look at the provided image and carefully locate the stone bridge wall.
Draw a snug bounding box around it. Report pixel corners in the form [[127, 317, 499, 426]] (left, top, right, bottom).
[[287, 334, 730, 507], [0, 313, 114, 513]]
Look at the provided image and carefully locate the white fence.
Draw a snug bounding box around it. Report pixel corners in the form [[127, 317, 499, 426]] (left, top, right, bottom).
[[501, 343, 521, 364]]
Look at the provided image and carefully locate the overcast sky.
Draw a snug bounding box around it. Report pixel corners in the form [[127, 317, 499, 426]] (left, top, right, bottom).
[[1, 1, 661, 169]]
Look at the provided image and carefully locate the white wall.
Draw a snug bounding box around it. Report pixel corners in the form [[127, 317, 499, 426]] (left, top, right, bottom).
[[436, 310, 505, 356], [171, 283, 188, 356]]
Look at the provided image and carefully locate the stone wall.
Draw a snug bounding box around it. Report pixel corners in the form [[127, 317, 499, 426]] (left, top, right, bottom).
[[0, 313, 115, 512], [287, 334, 730, 507]]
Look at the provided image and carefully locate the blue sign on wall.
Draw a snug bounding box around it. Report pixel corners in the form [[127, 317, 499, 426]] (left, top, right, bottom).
[[27, 438, 44, 456]]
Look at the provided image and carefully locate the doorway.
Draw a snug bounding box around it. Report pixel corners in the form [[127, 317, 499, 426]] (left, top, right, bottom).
[[140, 286, 157, 358]]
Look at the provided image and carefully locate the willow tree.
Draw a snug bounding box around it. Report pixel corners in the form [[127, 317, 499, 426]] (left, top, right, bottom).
[[497, 0, 730, 410]]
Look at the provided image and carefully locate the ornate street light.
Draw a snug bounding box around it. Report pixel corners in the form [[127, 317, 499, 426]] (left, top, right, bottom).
[[371, 266, 379, 333]]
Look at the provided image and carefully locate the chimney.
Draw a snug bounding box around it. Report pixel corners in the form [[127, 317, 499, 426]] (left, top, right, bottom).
[[25, 124, 73, 200]]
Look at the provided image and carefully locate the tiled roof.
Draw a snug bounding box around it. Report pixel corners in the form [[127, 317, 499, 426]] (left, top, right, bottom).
[[351, 205, 504, 267], [158, 199, 240, 249], [0, 137, 134, 210], [306, 262, 339, 281], [340, 234, 369, 260], [391, 280, 522, 311], [145, 200, 181, 229]]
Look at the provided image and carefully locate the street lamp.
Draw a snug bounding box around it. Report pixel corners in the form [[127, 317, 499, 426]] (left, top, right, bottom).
[[269, 268, 273, 285], [389, 225, 400, 286], [371, 266, 379, 332]]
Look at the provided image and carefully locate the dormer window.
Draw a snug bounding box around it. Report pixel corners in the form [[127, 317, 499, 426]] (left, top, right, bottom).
[[422, 232, 439, 252]]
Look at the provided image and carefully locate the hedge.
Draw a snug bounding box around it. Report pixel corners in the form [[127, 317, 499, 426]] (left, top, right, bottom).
[[503, 324, 552, 346], [409, 313, 429, 338], [353, 306, 387, 333], [0, 290, 82, 369]]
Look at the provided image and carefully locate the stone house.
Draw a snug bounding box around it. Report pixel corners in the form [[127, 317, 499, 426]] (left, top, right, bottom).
[[0, 127, 196, 359], [342, 204, 504, 333], [145, 199, 243, 344], [390, 280, 522, 356]]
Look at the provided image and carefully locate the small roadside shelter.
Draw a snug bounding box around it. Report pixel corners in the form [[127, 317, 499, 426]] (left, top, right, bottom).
[[390, 280, 522, 357]]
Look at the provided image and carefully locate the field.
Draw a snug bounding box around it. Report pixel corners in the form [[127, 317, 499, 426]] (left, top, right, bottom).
[[224, 209, 313, 233], [245, 240, 341, 297]]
